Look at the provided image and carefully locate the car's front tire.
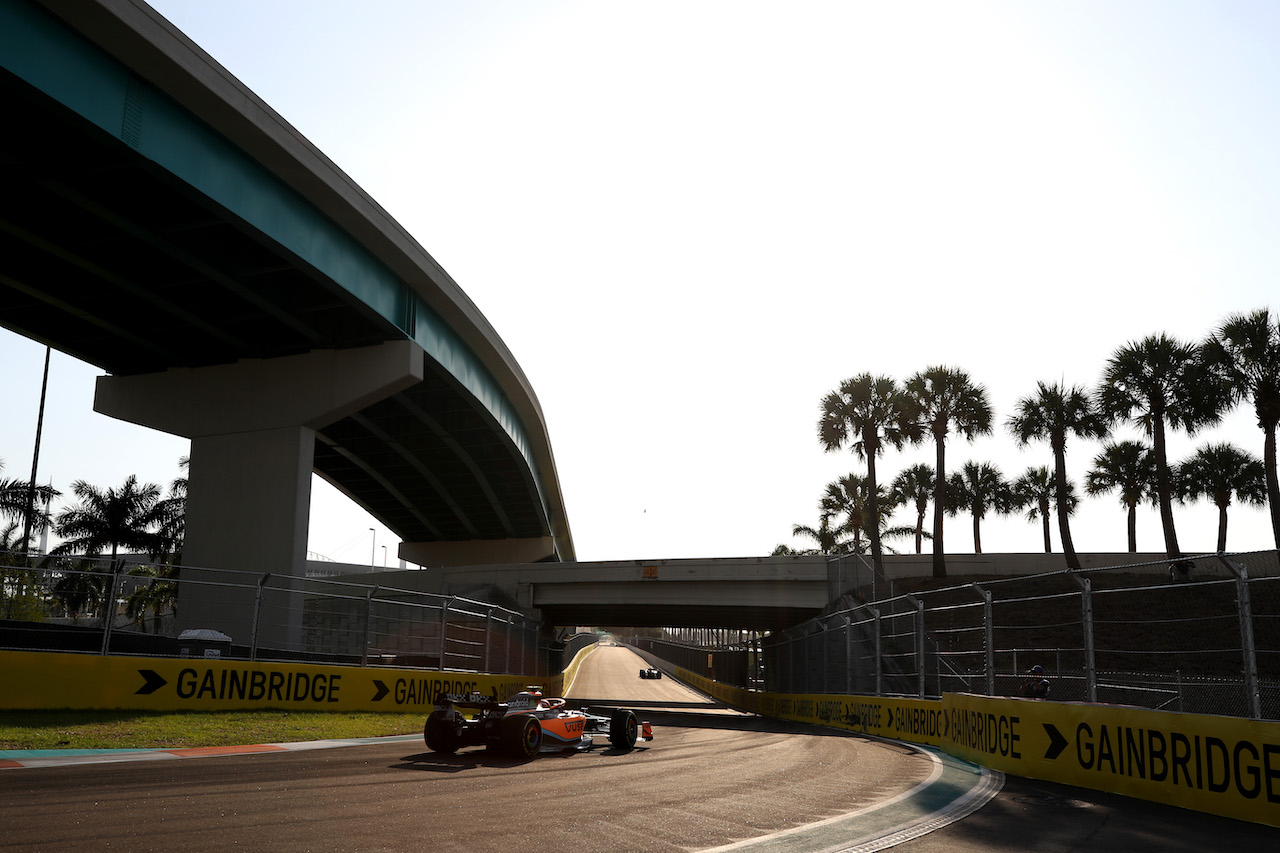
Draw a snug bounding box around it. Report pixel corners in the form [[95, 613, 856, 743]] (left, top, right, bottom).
[[608, 709, 638, 750]]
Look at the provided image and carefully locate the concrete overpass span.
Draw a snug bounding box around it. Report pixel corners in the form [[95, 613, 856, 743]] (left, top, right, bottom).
[[334, 556, 838, 631], [1, 0, 574, 641], [321, 552, 1176, 633]]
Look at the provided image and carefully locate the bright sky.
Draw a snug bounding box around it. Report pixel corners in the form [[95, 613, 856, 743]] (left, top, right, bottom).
[[5, 0, 1280, 564]]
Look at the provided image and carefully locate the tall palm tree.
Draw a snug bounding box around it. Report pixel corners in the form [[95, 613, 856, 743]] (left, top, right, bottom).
[[1176, 443, 1266, 553], [903, 366, 993, 578], [945, 461, 1012, 554], [1202, 308, 1280, 548], [1098, 334, 1230, 561], [52, 475, 167, 563], [818, 374, 918, 576], [1008, 381, 1108, 569], [1085, 440, 1157, 553], [891, 463, 934, 554]]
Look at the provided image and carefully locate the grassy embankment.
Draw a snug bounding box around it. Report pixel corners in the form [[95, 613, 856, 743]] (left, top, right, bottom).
[[0, 710, 425, 751]]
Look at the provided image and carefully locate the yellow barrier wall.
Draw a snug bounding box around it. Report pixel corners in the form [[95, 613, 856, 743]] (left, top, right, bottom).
[[944, 693, 1280, 828], [0, 650, 560, 713], [670, 665, 1280, 828], [674, 666, 947, 746]]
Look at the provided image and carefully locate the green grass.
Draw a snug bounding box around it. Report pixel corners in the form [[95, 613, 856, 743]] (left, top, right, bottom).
[[0, 710, 425, 751]]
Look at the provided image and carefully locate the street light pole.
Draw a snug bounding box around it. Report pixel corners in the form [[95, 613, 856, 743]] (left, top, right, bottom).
[[22, 346, 51, 564], [369, 528, 376, 569]]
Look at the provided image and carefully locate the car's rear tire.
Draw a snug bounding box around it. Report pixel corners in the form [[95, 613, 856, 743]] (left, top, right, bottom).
[[500, 714, 542, 758], [609, 709, 638, 750], [424, 711, 460, 754]]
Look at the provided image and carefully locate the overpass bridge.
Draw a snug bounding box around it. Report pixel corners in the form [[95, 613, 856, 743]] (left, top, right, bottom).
[[1, 0, 575, 640], [332, 555, 843, 631]]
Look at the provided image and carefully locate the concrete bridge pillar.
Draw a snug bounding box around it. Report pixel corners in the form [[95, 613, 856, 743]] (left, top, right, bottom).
[[93, 340, 424, 648]]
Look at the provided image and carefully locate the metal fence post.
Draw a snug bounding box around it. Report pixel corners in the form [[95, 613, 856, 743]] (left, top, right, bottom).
[[1070, 572, 1096, 703], [438, 596, 453, 671], [505, 614, 513, 675], [906, 594, 925, 698], [844, 615, 854, 695], [249, 573, 270, 662], [484, 607, 493, 673], [360, 586, 378, 667], [99, 561, 123, 656], [872, 606, 882, 697], [1220, 556, 1261, 720], [973, 584, 994, 696], [818, 619, 828, 693]]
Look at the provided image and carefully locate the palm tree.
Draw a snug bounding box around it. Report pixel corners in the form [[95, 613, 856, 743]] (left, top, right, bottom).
[[125, 563, 179, 634], [903, 366, 993, 578], [1, 522, 46, 620], [891, 463, 934, 554], [818, 374, 918, 576], [0, 459, 57, 551], [1202, 309, 1280, 548], [823, 474, 901, 554], [1098, 334, 1230, 561], [945, 461, 1011, 554], [1085, 440, 1157, 553], [789, 511, 851, 556], [1011, 466, 1055, 553], [52, 475, 167, 563], [154, 456, 188, 563], [1008, 381, 1108, 569], [823, 475, 869, 554], [1176, 443, 1266, 552]]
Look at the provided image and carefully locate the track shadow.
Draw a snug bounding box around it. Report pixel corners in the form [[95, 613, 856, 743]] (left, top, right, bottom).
[[588, 707, 839, 736], [390, 743, 650, 772]]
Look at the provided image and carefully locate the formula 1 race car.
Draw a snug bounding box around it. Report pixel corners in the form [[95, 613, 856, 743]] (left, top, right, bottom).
[[639, 667, 662, 679], [424, 686, 652, 759]]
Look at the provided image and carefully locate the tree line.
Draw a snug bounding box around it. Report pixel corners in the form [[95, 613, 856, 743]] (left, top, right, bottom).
[[779, 308, 1280, 579], [1, 458, 187, 629]]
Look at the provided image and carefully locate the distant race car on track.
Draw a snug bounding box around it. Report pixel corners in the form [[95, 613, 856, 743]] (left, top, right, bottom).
[[424, 686, 652, 759], [639, 667, 662, 679]]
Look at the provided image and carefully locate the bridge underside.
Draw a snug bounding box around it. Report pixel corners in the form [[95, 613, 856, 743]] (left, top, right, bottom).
[[0, 7, 559, 554]]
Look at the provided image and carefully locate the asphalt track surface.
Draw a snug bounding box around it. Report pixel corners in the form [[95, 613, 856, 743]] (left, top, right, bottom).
[[2, 645, 1275, 851]]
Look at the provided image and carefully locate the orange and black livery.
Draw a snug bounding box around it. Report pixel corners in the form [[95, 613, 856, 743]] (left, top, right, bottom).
[[424, 686, 653, 759]]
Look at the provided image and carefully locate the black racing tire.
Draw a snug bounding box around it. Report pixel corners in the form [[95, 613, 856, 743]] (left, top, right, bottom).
[[500, 714, 542, 759], [609, 709, 638, 750], [424, 711, 460, 754]]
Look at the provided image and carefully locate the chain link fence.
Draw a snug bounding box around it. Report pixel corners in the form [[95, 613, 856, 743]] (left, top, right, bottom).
[[0, 554, 556, 675], [632, 551, 1280, 722], [752, 550, 1280, 720]]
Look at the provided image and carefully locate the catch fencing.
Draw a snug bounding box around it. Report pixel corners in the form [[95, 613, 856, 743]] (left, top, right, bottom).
[[663, 550, 1280, 721], [0, 555, 556, 675]]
